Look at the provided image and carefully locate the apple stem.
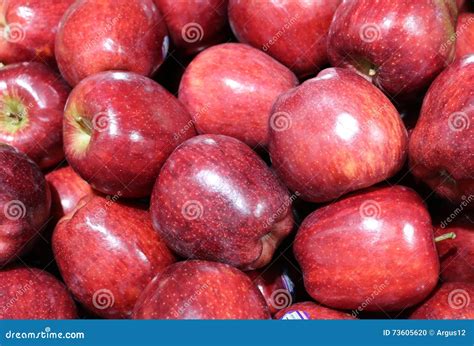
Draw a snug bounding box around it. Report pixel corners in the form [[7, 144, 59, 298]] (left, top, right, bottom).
[[75, 117, 93, 135], [435, 232, 456, 243]]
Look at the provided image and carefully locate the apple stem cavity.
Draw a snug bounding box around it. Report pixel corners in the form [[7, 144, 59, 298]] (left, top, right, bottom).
[[1, 96, 28, 132], [434, 232, 456, 243], [75, 116, 93, 136]]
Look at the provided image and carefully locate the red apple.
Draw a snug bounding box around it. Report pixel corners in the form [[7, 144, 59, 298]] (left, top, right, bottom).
[[410, 282, 474, 319], [435, 218, 474, 283], [269, 68, 407, 203], [0, 266, 76, 319], [155, 0, 229, 56], [46, 166, 93, 222], [55, 0, 168, 86], [0, 0, 74, 65], [327, 0, 457, 97], [52, 195, 176, 319], [0, 62, 70, 170], [0, 144, 50, 265], [151, 134, 294, 270], [228, 0, 340, 78], [179, 43, 298, 147], [133, 260, 270, 319], [275, 301, 354, 320], [455, 13, 474, 59], [63, 71, 196, 198], [409, 55, 473, 205], [294, 185, 439, 311]]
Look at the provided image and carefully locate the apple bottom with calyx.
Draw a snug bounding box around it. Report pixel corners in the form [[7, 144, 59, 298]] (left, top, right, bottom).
[[133, 260, 270, 319]]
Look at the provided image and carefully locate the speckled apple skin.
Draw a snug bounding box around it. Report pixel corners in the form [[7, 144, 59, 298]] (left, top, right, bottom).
[[274, 302, 354, 320], [46, 166, 93, 221], [435, 220, 474, 283], [52, 195, 176, 319], [410, 282, 474, 319], [327, 0, 457, 97], [0, 0, 74, 65], [178, 43, 298, 147], [228, 0, 340, 78], [294, 185, 439, 311], [0, 62, 70, 169], [55, 0, 168, 86], [63, 71, 196, 198], [409, 56, 474, 205], [0, 266, 77, 319], [269, 68, 407, 203], [0, 144, 50, 265], [456, 13, 474, 59], [155, 0, 229, 56], [133, 260, 270, 319], [151, 134, 294, 270]]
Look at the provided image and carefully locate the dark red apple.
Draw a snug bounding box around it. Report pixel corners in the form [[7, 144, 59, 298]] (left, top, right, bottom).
[[46, 166, 93, 222], [151, 134, 294, 270], [294, 185, 439, 311], [275, 301, 354, 320], [228, 0, 340, 77], [63, 71, 196, 198], [0, 62, 70, 169], [455, 13, 474, 59], [52, 195, 176, 319], [436, 218, 474, 283], [410, 282, 474, 319], [0, 266, 76, 319], [0, 0, 74, 65], [55, 0, 168, 86], [133, 260, 270, 319], [155, 0, 229, 56], [269, 68, 407, 203], [409, 55, 473, 205], [179, 43, 298, 147], [327, 0, 457, 97], [0, 144, 50, 265]]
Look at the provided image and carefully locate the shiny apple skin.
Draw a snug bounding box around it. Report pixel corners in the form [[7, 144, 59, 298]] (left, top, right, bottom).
[[294, 185, 439, 311], [456, 13, 474, 59], [179, 43, 298, 147], [155, 0, 229, 56], [327, 0, 457, 97], [269, 68, 408, 203], [0, 144, 50, 265], [274, 301, 354, 320], [228, 0, 340, 78], [133, 260, 270, 319], [52, 195, 176, 319], [0, 62, 70, 170], [55, 0, 168, 86], [410, 282, 474, 319], [46, 166, 93, 222], [409, 55, 474, 205], [151, 134, 294, 270], [63, 71, 196, 198], [435, 220, 474, 283], [0, 266, 77, 319], [0, 0, 74, 65]]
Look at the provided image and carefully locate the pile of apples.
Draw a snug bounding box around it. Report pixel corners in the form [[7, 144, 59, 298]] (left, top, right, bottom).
[[0, 0, 472, 320]]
